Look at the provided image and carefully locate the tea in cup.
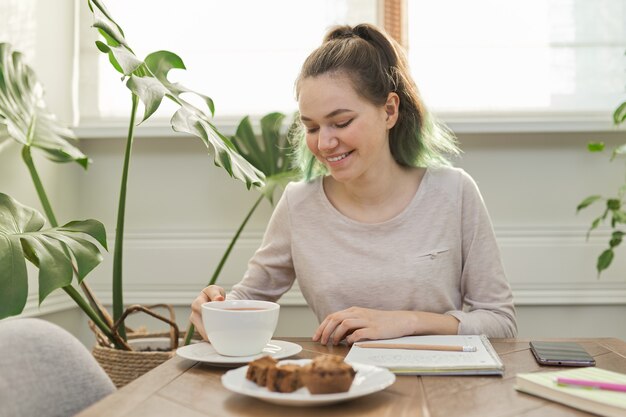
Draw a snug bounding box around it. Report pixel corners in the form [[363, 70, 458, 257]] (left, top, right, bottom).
[[201, 300, 279, 356]]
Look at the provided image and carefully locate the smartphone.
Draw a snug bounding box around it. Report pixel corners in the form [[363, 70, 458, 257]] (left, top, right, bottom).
[[529, 341, 595, 367]]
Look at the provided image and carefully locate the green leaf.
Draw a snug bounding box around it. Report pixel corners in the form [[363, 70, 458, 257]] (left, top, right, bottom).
[[94, 41, 143, 75], [170, 106, 264, 189], [231, 113, 301, 203], [0, 193, 107, 318], [20, 236, 73, 304], [260, 113, 285, 176], [59, 219, 108, 250], [125, 75, 168, 122], [609, 230, 624, 248], [607, 199, 621, 211], [587, 142, 605, 152], [597, 249, 614, 275], [613, 101, 626, 126], [88, 0, 127, 48], [586, 216, 603, 240], [233, 116, 267, 173], [141, 50, 217, 119], [576, 195, 602, 212], [85, 4, 264, 189], [0, 43, 89, 168], [43, 233, 102, 281], [612, 210, 626, 224]]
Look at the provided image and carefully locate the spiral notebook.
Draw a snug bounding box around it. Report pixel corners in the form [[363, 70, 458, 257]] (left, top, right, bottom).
[[344, 335, 503, 376]]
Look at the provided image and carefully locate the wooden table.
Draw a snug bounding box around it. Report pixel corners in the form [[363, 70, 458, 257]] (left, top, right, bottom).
[[78, 338, 626, 417]]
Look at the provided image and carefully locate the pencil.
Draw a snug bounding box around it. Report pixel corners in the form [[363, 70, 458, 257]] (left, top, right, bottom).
[[355, 343, 477, 352]]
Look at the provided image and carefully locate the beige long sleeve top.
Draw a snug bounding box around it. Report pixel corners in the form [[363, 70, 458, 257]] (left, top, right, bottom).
[[229, 166, 517, 338]]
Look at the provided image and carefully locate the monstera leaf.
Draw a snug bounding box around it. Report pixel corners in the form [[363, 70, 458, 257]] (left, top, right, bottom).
[[0, 43, 88, 168], [86, 0, 264, 189], [231, 113, 300, 202], [0, 193, 107, 319]]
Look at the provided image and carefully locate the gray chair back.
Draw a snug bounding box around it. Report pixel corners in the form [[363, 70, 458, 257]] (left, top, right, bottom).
[[0, 318, 115, 417]]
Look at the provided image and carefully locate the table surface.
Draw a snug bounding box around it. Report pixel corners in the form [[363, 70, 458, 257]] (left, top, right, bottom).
[[77, 337, 626, 417]]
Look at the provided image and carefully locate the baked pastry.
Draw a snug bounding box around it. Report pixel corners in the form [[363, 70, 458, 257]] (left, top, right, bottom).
[[302, 355, 356, 394], [266, 363, 304, 393], [246, 356, 277, 386], [246, 355, 356, 394]]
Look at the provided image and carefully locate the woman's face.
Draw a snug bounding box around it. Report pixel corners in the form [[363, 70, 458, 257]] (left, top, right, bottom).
[[298, 73, 398, 184]]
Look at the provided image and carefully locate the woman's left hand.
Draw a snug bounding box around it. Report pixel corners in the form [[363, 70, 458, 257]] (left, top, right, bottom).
[[313, 307, 416, 345]]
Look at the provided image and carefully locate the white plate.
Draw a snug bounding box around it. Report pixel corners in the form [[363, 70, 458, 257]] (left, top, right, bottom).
[[176, 340, 302, 366], [221, 359, 396, 406]]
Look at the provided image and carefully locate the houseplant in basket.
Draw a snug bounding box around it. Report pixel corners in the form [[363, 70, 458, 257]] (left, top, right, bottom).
[[83, 0, 266, 385], [577, 99, 626, 276]]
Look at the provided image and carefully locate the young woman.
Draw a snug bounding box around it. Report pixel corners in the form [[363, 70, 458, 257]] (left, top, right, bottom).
[[190, 24, 517, 344]]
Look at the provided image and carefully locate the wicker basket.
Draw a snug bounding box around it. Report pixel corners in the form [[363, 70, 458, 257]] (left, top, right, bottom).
[[90, 304, 188, 388], [92, 334, 175, 388]]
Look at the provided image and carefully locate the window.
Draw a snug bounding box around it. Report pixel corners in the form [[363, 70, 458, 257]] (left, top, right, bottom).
[[407, 0, 626, 117], [77, 0, 626, 131]]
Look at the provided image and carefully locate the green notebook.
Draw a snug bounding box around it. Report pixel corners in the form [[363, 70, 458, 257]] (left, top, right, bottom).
[[515, 367, 626, 417]]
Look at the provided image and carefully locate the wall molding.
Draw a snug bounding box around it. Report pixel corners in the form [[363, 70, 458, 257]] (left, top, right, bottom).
[[74, 111, 625, 140], [18, 225, 626, 317]]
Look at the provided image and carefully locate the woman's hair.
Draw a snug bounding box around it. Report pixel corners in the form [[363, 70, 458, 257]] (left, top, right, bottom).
[[291, 23, 459, 181]]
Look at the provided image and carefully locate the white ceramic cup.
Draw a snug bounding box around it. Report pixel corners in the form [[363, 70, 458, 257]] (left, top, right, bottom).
[[201, 300, 280, 357]]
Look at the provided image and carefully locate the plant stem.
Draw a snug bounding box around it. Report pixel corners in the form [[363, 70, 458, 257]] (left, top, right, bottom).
[[113, 93, 139, 341], [22, 146, 58, 227], [64, 285, 125, 348], [184, 194, 264, 345]]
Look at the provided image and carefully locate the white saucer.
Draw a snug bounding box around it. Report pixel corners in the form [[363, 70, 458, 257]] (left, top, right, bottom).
[[221, 359, 396, 406], [176, 340, 302, 366]]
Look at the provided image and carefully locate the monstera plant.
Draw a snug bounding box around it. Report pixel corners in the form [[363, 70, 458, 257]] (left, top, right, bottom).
[[86, 0, 264, 342], [577, 100, 626, 276]]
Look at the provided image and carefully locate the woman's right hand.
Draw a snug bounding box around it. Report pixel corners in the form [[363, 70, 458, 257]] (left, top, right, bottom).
[[189, 285, 225, 340]]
